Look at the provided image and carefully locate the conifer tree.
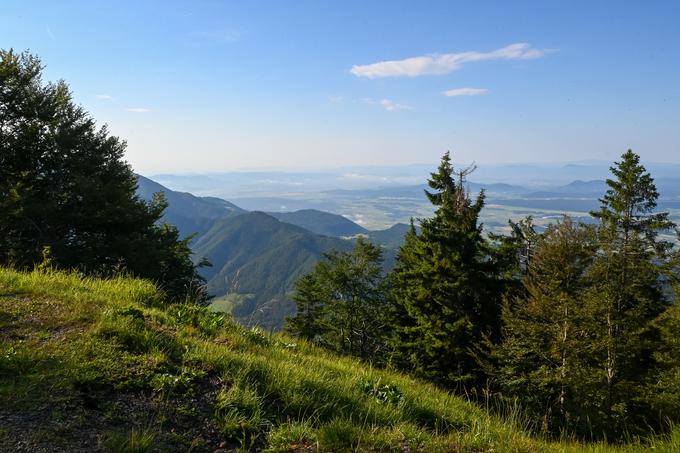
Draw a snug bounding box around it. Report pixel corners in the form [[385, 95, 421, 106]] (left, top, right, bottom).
[[286, 237, 389, 362], [492, 218, 597, 435], [582, 150, 675, 436], [648, 267, 680, 425], [492, 151, 676, 440], [390, 152, 503, 388], [285, 273, 328, 342]]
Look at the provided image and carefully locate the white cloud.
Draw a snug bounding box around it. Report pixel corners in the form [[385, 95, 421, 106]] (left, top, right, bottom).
[[96, 94, 114, 101], [443, 87, 489, 97], [379, 99, 409, 111], [125, 107, 151, 113], [361, 98, 410, 111], [351, 43, 552, 78]]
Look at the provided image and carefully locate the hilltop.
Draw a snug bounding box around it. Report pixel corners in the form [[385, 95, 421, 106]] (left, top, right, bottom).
[[3, 268, 677, 452]]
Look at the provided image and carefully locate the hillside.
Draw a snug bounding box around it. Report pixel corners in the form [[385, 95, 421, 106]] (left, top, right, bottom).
[[193, 212, 353, 328], [134, 177, 412, 329], [367, 223, 413, 249], [136, 175, 246, 239], [3, 268, 677, 452], [267, 210, 368, 237]]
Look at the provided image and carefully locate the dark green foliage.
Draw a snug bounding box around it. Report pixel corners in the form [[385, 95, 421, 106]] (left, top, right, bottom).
[[591, 150, 674, 251], [490, 216, 540, 290], [650, 285, 680, 423], [581, 150, 675, 437], [492, 218, 598, 435], [286, 237, 390, 363], [285, 273, 327, 342], [389, 152, 504, 388], [0, 49, 206, 301], [359, 377, 404, 406], [493, 150, 678, 440], [196, 211, 353, 328]]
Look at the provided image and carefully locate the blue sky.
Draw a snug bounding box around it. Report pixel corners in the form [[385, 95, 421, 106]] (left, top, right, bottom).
[[2, 1, 680, 173]]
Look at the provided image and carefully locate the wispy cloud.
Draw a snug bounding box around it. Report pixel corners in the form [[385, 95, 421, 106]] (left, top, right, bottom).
[[361, 98, 410, 111], [190, 29, 242, 43], [125, 107, 151, 113], [443, 88, 489, 97], [351, 43, 553, 78], [379, 99, 409, 111], [96, 94, 114, 101], [46, 25, 55, 40]]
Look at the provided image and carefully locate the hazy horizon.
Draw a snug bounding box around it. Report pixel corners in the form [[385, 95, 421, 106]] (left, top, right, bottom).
[[143, 158, 680, 177]]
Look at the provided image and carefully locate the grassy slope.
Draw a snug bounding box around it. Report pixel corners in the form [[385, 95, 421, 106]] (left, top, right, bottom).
[[1, 269, 678, 453]]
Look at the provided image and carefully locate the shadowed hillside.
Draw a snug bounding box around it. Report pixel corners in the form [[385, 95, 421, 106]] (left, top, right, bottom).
[[193, 212, 353, 327], [268, 209, 368, 237], [136, 175, 245, 239]]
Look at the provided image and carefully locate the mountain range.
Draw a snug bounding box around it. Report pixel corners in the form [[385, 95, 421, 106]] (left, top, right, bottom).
[[137, 170, 680, 329], [136, 175, 408, 328]]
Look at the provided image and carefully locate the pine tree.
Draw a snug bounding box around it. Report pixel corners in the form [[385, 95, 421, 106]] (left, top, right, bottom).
[[648, 266, 680, 425], [582, 150, 675, 437], [390, 152, 503, 388]]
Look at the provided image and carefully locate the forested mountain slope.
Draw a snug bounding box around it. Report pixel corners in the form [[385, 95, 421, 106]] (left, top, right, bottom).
[[193, 212, 353, 327], [267, 209, 367, 237], [136, 175, 245, 239]]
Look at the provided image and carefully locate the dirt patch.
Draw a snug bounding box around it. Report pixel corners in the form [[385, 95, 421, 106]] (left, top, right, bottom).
[[0, 376, 230, 452]]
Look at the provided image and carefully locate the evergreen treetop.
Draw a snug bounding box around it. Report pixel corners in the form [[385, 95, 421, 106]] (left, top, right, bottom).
[[390, 152, 503, 388]]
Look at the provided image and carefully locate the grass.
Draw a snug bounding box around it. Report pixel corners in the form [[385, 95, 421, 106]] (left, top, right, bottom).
[[1, 267, 679, 452], [100, 427, 156, 453]]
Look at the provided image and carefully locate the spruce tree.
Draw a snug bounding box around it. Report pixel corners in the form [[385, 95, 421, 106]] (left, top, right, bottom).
[[582, 150, 675, 437], [492, 218, 597, 435], [648, 267, 680, 425], [285, 273, 328, 343], [390, 152, 502, 388]]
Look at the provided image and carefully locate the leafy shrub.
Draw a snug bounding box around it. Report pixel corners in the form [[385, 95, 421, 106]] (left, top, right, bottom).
[[244, 326, 273, 347], [170, 304, 226, 337], [149, 367, 206, 395], [360, 377, 404, 406]]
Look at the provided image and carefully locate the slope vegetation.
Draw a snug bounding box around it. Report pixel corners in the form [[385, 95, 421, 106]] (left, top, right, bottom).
[[4, 268, 677, 452], [136, 175, 245, 239], [268, 209, 368, 237], [193, 212, 352, 327]]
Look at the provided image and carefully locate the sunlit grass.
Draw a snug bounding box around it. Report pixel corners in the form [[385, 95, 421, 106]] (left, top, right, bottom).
[[1, 267, 678, 451]]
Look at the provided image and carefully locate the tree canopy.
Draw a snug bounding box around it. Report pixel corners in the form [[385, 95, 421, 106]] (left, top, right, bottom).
[[390, 152, 504, 388], [286, 237, 390, 363], [0, 49, 206, 301]]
